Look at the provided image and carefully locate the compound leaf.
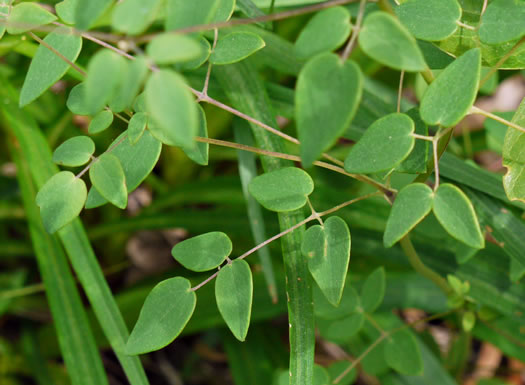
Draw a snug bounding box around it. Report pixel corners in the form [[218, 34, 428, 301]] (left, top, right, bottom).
[[89, 153, 127, 209], [126, 277, 196, 355], [52, 136, 95, 167], [360, 266, 385, 313], [172, 232, 232, 272], [210, 32, 265, 65]]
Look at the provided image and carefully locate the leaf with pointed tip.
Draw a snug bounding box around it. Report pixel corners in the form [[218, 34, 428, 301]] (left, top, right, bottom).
[[181, 105, 209, 165], [127, 112, 147, 144], [108, 56, 149, 113], [384, 330, 423, 375], [88, 110, 113, 134], [89, 153, 127, 209], [85, 130, 161, 208], [502, 98, 525, 202], [420, 48, 481, 127], [294, 6, 351, 59], [296, 53, 362, 167], [344, 113, 415, 174], [145, 69, 198, 148], [7, 3, 57, 34], [165, 0, 219, 31], [302, 216, 351, 306], [433, 183, 484, 249], [360, 266, 385, 313], [215, 259, 253, 341], [66, 83, 90, 115], [313, 283, 360, 320], [384, 183, 434, 247], [396, 0, 461, 41], [210, 32, 265, 65], [126, 277, 196, 355], [479, 0, 525, 45], [147, 34, 203, 64], [75, 0, 112, 30], [358, 11, 426, 71], [84, 50, 127, 115], [53, 136, 95, 167], [248, 167, 314, 212], [111, 0, 163, 35], [172, 232, 232, 272], [36, 171, 87, 234], [20, 27, 82, 107]]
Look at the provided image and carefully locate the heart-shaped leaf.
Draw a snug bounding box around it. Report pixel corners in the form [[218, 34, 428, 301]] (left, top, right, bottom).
[[395, 108, 429, 174], [479, 0, 525, 45], [296, 53, 362, 167], [36, 171, 87, 233], [145, 69, 198, 149], [181, 105, 209, 166], [395, 0, 461, 41], [344, 113, 415, 174], [384, 330, 423, 375], [88, 110, 113, 135], [248, 167, 314, 212], [127, 112, 148, 144], [85, 130, 162, 209], [20, 27, 82, 107], [89, 153, 127, 209], [384, 183, 434, 247], [313, 283, 360, 320], [7, 3, 57, 34], [420, 48, 481, 127], [52, 136, 95, 167], [360, 266, 385, 313], [126, 277, 196, 355], [147, 34, 203, 64], [433, 183, 484, 249], [294, 6, 352, 59], [111, 0, 163, 35], [302, 216, 351, 306], [215, 259, 253, 341], [210, 32, 265, 65], [503, 98, 525, 202], [165, 0, 219, 31], [172, 232, 232, 272], [358, 11, 427, 71]]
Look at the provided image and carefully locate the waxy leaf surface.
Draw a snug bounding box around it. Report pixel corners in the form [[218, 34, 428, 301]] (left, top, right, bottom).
[[210, 32, 265, 65], [172, 232, 232, 272], [53, 136, 95, 167], [479, 0, 525, 44]]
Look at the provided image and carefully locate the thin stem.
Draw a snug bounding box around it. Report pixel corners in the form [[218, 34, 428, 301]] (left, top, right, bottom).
[[397, 70, 405, 113], [307, 197, 323, 225], [432, 139, 439, 190], [481, 0, 489, 16], [456, 21, 476, 30], [479, 36, 525, 88], [411, 133, 433, 141], [471, 105, 525, 133], [341, 0, 366, 61], [76, 133, 129, 179], [199, 29, 218, 100]]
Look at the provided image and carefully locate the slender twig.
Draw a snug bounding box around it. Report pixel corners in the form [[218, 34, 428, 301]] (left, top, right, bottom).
[[411, 133, 433, 141], [471, 105, 525, 133], [199, 28, 218, 100], [479, 36, 525, 88], [397, 70, 405, 113], [307, 197, 323, 225], [456, 21, 476, 30], [432, 139, 439, 190], [481, 0, 489, 16], [341, 0, 366, 61]]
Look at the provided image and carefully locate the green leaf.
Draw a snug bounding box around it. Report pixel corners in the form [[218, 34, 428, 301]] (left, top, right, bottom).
[[248, 167, 314, 212], [127, 112, 147, 144], [294, 6, 352, 59], [327, 362, 357, 385], [126, 277, 196, 355], [84, 50, 127, 115], [111, 0, 163, 35], [210, 32, 265, 65], [89, 153, 127, 209], [55, 0, 77, 24], [302, 216, 351, 306], [88, 110, 113, 134], [384, 183, 434, 247], [502, 98, 525, 202], [108, 56, 149, 113], [313, 283, 360, 320], [75, 0, 112, 30], [181, 105, 209, 165], [0, 0, 12, 39], [7, 3, 57, 34], [384, 330, 423, 375], [344, 113, 415, 174], [360, 266, 385, 313], [213, 0, 236, 22], [215, 259, 253, 341], [20, 27, 82, 107], [36, 171, 87, 233], [317, 313, 365, 343], [165, 0, 219, 31], [296, 53, 362, 167], [420, 48, 481, 127], [174, 36, 211, 71], [358, 11, 427, 71], [479, 0, 525, 44], [52, 136, 95, 167], [147, 34, 203, 64], [67, 83, 90, 115], [312, 365, 330, 385], [395, 108, 429, 174], [172, 232, 232, 272], [85, 130, 161, 208], [395, 0, 461, 41], [145, 69, 198, 148], [433, 183, 485, 249]]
